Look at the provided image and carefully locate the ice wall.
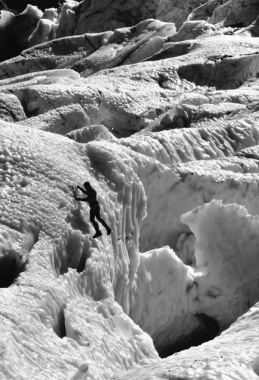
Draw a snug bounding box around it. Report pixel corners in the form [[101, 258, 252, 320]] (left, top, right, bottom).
[[0, 122, 157, 378], [85, 141, 147, 313], [182, 200, 259, 329], [129, 200, 259, 355], [115, 200, 259, 380]]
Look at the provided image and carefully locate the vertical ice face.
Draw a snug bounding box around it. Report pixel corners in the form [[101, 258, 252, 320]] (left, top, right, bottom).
[[0, 120, 151, 316], [181, 200, 259, 329], [114, 200, 259, 380], [129, 245, 201, 353], [127, 199, 259, 356], [85, 141, 147, 313], [0, 122, 159, 379]]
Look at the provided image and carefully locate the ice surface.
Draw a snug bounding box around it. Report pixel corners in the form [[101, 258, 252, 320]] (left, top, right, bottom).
[[2, 116, 259, 378], [0, 122, 158, 378], [66, 125, 116, 143], [114, 200, 259, 379], [2, 11, 259, 380]]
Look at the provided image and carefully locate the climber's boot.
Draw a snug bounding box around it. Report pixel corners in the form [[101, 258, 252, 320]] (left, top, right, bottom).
[[93, 230, 102, 238]]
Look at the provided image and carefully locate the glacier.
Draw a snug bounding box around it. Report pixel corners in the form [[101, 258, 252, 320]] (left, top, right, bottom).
[[1, 0, 259, 379]]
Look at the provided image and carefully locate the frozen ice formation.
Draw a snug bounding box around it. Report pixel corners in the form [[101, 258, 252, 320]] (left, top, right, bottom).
[[2, 1, 259, 380], [66, 125, 116, 143], [114, 200, 259, 379], [156, 0, 208, 29], [0, 5, 42, 61], [28, 8, 59, 48], [56, 0, 160, 36], [0, 121, 157, 378], [114, 304, 259, 379]]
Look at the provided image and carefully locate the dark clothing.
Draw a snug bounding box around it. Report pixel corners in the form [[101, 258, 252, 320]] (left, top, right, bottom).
[[82, 187, 99, 209], [90, 205, 110, 234], [73, 184, 111, 237]]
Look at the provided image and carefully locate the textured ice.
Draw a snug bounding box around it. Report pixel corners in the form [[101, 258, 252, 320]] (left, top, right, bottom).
[[18, 104, 90, 134], [2, 9, 259, 380], [71, 19, 176, 76], [2, 34, 259, 137], [0, 122, 158, 378], [66, 125, 116, 143], [114, 200, 259, 379], [0, 93, 26, 122], [2, 119, 259, 364], [118, 116, 259, 164]]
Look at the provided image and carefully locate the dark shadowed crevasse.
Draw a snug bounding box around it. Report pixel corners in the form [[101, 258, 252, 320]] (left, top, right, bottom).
[[0, 221, 40, 288], [0, 249, 24, 287], [159, 313, 220, 358], [54, 306, 66, 338]]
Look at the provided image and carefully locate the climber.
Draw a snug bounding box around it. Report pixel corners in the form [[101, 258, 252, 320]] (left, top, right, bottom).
[[70, 182, 111, 238]]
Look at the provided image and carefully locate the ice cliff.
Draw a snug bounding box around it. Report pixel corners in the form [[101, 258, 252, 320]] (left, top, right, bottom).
[[1, 0, 259, 379]]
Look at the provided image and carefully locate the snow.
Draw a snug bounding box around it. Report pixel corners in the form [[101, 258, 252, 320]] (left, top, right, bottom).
[[2, 8, 259, 379]]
